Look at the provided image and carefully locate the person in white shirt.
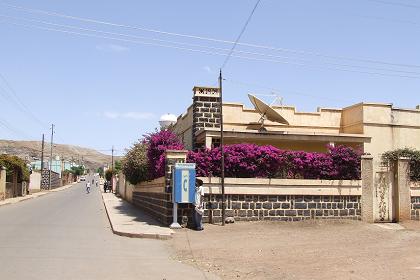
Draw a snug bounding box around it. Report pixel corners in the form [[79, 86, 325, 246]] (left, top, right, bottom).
[[192, 179, 204, 230], [86, 181, 91, 194]]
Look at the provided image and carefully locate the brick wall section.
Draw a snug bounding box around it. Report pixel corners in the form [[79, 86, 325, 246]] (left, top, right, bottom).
[[411, 196, 420, 220], [204, 195, 361, 223]]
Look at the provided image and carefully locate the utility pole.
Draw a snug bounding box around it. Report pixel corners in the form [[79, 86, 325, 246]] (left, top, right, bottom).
[[111, 146, 114, 193], [111, 145, 114, 172], [49, 124, 54, 190], [40, 133, 45, 188], [219, 69, 226, 226]]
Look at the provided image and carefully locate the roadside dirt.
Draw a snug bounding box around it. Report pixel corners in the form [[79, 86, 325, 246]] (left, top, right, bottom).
[[168, 220, 420, 280]]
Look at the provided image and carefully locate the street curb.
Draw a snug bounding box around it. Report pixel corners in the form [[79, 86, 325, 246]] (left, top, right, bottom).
[[0, 182, 77, 208], [101, 193, 173, 240]]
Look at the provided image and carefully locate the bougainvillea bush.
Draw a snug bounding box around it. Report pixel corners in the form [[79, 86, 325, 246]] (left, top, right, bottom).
[[187, 144, 361, 180], [144, 130, 184, 179]]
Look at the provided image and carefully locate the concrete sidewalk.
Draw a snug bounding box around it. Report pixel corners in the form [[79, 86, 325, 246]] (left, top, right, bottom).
[[0, 183, 77, 207], [102, 192, 174, 240]]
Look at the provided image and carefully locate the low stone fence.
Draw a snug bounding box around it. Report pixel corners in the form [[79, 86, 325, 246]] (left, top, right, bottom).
[[202, 177, 362, 223], [131, 177, 175, 225], [130, 176, 362, 225]]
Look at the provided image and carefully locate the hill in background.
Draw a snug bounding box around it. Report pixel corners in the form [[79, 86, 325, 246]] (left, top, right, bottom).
[[0, 140, 120, 170]]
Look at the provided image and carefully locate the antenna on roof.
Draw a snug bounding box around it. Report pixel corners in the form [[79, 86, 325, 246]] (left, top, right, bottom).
[[248, 94, 289, 132]]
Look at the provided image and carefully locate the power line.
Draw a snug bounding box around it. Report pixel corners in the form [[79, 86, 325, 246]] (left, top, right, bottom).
[[2, 2, 420, 69], [225, 78, 357, 103], [365, 0, 420, 9], [221, 0, 261, 69], [0, 72, 47, 128], [3, 19, 420, 80], [2, 15, 419, 76], [0, 117, 32, 139]]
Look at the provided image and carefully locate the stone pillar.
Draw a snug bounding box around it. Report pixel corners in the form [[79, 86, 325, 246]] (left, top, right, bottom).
[[192, 86, 221, 149], [361, 155, 374, 223], [165, 150, 188, 192], [0, 167, 6, 200], [394, 157, 411, 222]]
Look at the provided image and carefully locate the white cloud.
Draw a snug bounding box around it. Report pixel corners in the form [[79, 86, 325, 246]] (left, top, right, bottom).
[[103, 111, 119, 119], [102, 111, 154, 120], [203, 66, 213, 74], [96, 44, 130, 52]]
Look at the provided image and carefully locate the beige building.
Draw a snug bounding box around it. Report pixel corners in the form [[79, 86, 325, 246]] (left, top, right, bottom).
[[173, 86, 420, 163]]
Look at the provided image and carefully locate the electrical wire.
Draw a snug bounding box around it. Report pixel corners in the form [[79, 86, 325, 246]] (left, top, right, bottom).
[[225, 78, 357, 103], [2, 14, 419, 76], [0, 72, 47, 128], [365, 0, 420, 9], [2, 19, 420, 80], [221, 0, 261, 69], [2, 2, 420, 69]]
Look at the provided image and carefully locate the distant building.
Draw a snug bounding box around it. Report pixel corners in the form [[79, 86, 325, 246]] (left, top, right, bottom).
[[31, 157, 76, 177], [173, 86, 420, 163]]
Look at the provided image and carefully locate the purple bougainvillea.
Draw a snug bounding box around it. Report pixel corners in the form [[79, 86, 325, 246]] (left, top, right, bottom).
[[144, 130, 184, 179], [187, 144, 361, 180]]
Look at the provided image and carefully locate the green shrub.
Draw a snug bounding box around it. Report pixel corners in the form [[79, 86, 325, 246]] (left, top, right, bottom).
[[122, 142, 149, 185], [382, 148, 420, 181], [0, 154, 30, 182], [105, 169, 113, 181]]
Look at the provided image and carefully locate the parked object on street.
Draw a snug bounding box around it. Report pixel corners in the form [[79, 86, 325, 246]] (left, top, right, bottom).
[[80, 176, 86, 181]]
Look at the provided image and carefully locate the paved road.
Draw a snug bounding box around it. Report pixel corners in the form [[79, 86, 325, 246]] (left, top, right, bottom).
[[0, 180, 217, 280]]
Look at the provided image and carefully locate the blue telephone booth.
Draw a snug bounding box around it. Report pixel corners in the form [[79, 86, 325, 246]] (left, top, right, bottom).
[[173, 163, 196, 203]]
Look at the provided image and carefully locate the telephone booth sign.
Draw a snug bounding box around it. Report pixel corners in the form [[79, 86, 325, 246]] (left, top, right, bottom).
[[173, 163, 196, 203]]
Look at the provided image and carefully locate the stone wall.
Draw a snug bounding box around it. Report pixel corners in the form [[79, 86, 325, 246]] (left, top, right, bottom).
[[131, 176, 362, 226], [204, 194, 361, 223]]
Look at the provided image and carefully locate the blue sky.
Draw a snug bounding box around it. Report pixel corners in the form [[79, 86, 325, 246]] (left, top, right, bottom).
[[0, 0, 419, 155]]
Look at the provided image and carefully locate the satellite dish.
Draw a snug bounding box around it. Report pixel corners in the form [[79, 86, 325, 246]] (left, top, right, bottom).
[[248, 94, 289, 131]]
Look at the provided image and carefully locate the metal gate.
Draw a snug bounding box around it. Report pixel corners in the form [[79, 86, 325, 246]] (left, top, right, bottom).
[[373, 165, 394, 222]]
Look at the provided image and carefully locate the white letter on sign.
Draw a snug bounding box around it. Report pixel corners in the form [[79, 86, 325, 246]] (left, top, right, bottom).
[[181, 170, 189, 202]]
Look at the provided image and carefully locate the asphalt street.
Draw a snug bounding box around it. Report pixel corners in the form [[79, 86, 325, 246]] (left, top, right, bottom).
[[0, 180, 217, 280]]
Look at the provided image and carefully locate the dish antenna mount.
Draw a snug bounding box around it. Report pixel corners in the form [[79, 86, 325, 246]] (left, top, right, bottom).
[[248, 94, 289, 132]]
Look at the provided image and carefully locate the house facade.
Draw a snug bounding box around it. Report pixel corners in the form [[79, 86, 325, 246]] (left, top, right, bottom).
[[173, 86, 420, 163]]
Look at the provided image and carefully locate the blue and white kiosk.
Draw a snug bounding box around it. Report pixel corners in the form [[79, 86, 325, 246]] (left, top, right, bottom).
[[170, 163, 196, 229]]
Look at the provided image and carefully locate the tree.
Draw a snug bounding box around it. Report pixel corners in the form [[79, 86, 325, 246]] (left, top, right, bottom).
[[114, 160, 122, 174], [122, 142, 149, 185], [0, 154, 30, 182], [70, 165, 84, 176], [96, 167, 104, 177], [105, 169, 113, 181]]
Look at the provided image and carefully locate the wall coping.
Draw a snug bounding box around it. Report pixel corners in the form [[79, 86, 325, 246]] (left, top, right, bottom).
[[199, 177, 361, 186], [199, 177, 362, 196]]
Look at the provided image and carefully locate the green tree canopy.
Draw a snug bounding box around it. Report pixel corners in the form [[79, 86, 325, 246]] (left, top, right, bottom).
[[0, 154, 30, 182]]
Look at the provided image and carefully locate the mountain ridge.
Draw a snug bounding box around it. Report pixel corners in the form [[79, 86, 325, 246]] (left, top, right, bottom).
[[0, 139, 118, 169]]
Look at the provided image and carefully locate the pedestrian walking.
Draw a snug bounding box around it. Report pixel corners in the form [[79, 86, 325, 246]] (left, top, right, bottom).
[[104, 181, 108, 193], [86, 181, 91, 194], [192, 178, 204, 231]]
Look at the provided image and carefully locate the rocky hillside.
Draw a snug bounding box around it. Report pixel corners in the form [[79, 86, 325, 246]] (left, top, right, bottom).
[[0, 140, 119, 169]]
